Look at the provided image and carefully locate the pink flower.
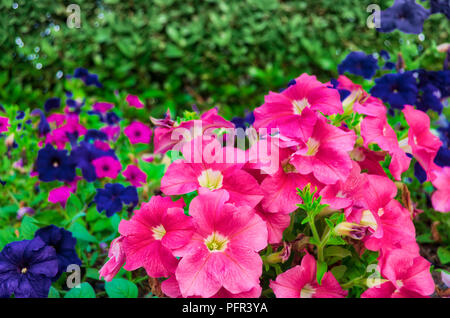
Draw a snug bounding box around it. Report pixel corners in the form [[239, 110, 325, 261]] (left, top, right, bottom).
[[123, 164, 147, 187], [99, 237, 126, 282], [362, 249, 435, 298], [270, 254, 347, 298], [93, 102, 114, 113], [254, 73, 342, 142], [161, 137, 263, 208], [93, 140, 110, 151], [119, 196, 193, 278], [175, 190, 267, 298], [0, 116, 10, 133], [126, 95, 144, 109], [290, 117, 357, 184], [431, 167, 450, 213], [46, 113, 66, 127], [254, 204, 291, 244], [124, 121, 152, 144], [403, 105, 442, 181], [161, 276, 262, 298], [48, 186, 73, 207], [350, 147, 387, 177], [100, 125, 121, 141], [92, 156, 122, 179], [152, 108, 233, 154]]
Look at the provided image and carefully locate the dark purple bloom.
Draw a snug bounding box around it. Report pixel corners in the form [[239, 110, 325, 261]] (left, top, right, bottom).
[[72, 68, 103, 88], [338, 51, 379, 79], [383, 62, 396, 70], [36, 144, 76, 182], [430, 0, 450, 19], [416, 83, 444, 114], [44, 98, 61, 113], [370, 71, 418, 109], [380, 50, 391, 60], [105, 112, 121, 126], [231, 111, 255, 130], [71, 141, 116, 182], [0, 237, 58, 298], [414, 161, 427, 183], [328, 78, 351, 101], [84, 129, 108, 142], [94, 183, 138, 217], [31, 109, 50, 136], [378, 0, 430, 34], [34, 225, 81, 281], [434, 146, 450, 167], [16, 111, 25, 120]]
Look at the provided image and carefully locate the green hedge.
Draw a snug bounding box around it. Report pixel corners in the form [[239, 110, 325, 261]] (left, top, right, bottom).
[[1, 0, 448, 117]]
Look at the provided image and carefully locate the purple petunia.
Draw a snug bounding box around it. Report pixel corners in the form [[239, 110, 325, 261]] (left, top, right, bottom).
[[378, 0, 430, 34], [369, 71, 418, 109], [94, 183, 138, 217], [338, 51, 379, 79], [0, 237, 58, 298]]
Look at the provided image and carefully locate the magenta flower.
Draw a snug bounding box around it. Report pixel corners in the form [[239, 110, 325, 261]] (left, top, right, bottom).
[[403, 105, 442, 181], [290, 117, 357, 185], [92, 156, 122, 179], [175, 190, 268, 298], [126, 95, 144, 109], [93, 102, 114, 113], [99, 236, 126, 282], [270, 254, 347, 298], [362, 249, 435, 298], [0, 116, 10, 133], [123, 164, 147, 187], [161, 137, 264, 208], [124, 121, 152, 144], [431, 167, 450, 213], [100, 125, 121, 141], [119, 196, 193, 278], [48, 186, 73, 207], [254, 204, 291, 244], [254, 73, 343, 142]]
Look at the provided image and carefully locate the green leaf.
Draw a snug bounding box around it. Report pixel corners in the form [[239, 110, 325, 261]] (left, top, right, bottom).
[[66, 194, 83, 219], [69, 222, 98, 243], [437, 247, 450, 265], [19, 215, 39, 240], [316, 260, 328, 285], [105, 278, 138, 298], [64, 282, 96, 298], [48, 286, 60, 298], [331, 265, 347, 280], [324, 246, 351, 259]]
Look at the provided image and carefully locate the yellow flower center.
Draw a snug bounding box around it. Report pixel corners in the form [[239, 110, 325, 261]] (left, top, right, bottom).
[[204, 232, 229, 252], [360, 210, 378, 230], [300, 283, 316, 298], [197, 169, 224, 190], [292, 98, 310, 115], [305, 138, 320, 156], [21, 267, 28, 274], [152, 224, 166, 241]]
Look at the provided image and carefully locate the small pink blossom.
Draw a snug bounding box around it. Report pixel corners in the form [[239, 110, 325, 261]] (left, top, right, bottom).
[[124, 121, 152, 144], [93, 102, 114, 113], [100, 125, 121, 141], [119, 196, 193, 278], [0, 116, 10, 133], [48, 186, 73, 207], [99, 237, 126, 282], [270, 254, 347, 298], [94, 140, 111, 151], [175, 190, 267, 298], [92, 156, 122, 179], [431, 167, 450, 213], [254, 204, 291, 244], [126, 95, 144, 109], [123, 164, 147, 187]]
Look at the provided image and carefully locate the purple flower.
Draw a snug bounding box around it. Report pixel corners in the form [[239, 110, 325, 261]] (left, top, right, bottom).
[[72, 67, 103, 88], [338, 51, 379, 79], [378, 0, 430, 34], [430, 0, 450, 19], [0, 237, 58, 298], [34, 225, 81, 281], [44, 98, 61, 113], [370, 71, 418, 109], [94, 183, 138, 217], [36, 144, 77, 182], [71, 141, 116, 182]]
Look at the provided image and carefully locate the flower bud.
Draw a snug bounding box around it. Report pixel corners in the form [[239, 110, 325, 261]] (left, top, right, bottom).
[[264, 243, 291, 265], [334, 222, 368, 240]]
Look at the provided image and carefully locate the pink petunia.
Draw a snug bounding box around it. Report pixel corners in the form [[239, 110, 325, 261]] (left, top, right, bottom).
[[290, 117, 357, 185], [270, 254, 347, 298], [48, 186, 73, 207], [119, 196, 193, 278], [99, 236, 126, 282], [46, 113, 66, 127], [123, 164, 147, 187], [0, 116, 10, 133], [100, 125, 121, 142], [124, 121, 152, 144], [254, 204, 291, 244], [254, 73, 342, 142], [93, 102, 114, 113], [175, 190, 268, 298], [161, 136, 264, 208], [361, 249, 435, 298], [94, 140, 111, 151], [403, 105, 442, 181], [126, 95, 144, 109], [431, 167, 450, 213], [92, 156, 122, 179]]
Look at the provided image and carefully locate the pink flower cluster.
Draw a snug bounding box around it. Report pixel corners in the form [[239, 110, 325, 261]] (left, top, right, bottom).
[[99, 74, 442, 298]]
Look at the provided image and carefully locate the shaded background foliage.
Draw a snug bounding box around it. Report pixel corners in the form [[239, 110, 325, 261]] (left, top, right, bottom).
[[1, 0, 448, 119]]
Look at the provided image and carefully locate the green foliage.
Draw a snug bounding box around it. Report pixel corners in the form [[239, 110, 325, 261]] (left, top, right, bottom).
[[105, 278, 138, 298], [64, 282, 96, 298]]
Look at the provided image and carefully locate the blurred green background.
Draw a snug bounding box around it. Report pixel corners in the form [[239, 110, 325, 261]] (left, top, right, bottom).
[[0, 0, 449, 118]]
